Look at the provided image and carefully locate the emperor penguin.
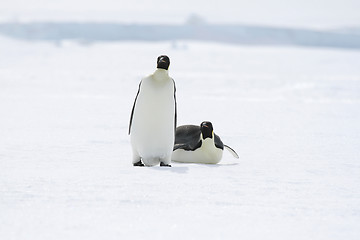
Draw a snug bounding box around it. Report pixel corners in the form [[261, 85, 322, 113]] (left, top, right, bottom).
[[171, 121, 239, 164], [129, 55, 177, 167]]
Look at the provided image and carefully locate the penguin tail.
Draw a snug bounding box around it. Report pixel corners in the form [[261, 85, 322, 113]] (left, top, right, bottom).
[[224, 144, 239, 159]]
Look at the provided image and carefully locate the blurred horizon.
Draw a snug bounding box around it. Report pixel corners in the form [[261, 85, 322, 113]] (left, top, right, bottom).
[[1, 20, 360, 50], [1, 0, 360, 30]]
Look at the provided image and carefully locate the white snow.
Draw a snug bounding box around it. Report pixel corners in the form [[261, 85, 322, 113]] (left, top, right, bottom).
[[1, 36, 360, 239]]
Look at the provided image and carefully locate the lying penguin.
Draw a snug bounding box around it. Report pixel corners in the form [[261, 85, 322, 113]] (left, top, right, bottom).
[[171, 121, 239, 164]]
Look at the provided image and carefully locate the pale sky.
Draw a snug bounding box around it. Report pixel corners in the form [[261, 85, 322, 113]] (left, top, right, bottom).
[[1, 0, 360, 29]]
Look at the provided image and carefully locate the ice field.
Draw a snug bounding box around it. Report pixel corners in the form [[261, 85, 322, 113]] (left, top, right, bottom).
[[1, 36, 360, 239]]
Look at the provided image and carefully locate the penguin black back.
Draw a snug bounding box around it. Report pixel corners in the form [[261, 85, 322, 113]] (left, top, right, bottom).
[[174, 125, 202, 151]]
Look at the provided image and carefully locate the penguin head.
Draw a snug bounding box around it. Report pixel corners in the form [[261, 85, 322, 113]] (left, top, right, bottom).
[[200, 121, 214, 140], [157, 55, 170, 70]]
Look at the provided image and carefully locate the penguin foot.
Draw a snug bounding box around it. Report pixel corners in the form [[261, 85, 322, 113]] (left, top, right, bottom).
[[133, 161, 145, 167], [160, 162, 171, 167]]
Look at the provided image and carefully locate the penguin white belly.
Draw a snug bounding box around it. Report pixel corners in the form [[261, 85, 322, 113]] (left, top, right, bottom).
[[172, 138, 223, 164], [130, 76, 175, 165]]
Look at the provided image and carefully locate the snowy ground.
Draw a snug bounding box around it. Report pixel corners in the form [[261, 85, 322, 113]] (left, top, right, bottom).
[[1, 37, 360, 239]]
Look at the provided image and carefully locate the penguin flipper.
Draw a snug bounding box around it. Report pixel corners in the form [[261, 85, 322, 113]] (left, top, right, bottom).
[[172, 78, 177, 133], [224, 144, 239, 159], [173, 142, 198, 151], [129, 81, 142, 135], [173, 143, 187, 151]]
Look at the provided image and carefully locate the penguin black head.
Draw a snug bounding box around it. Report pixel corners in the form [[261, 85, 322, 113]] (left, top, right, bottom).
[[157, 55, 170, 70], [200, 121, 213, 140]]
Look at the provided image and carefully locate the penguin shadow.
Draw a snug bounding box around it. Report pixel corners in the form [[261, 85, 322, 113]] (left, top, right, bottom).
[[150, 165, 189, 174], [147, 162, 239, 173], [203, 162, 240, 168]]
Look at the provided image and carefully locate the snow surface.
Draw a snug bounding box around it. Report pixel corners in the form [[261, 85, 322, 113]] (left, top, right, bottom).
[[1, 37, 360, 239]]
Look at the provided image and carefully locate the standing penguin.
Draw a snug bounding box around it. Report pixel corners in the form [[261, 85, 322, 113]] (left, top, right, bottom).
[[129, 55, 177, 167], [172, 121, 239, 164]]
